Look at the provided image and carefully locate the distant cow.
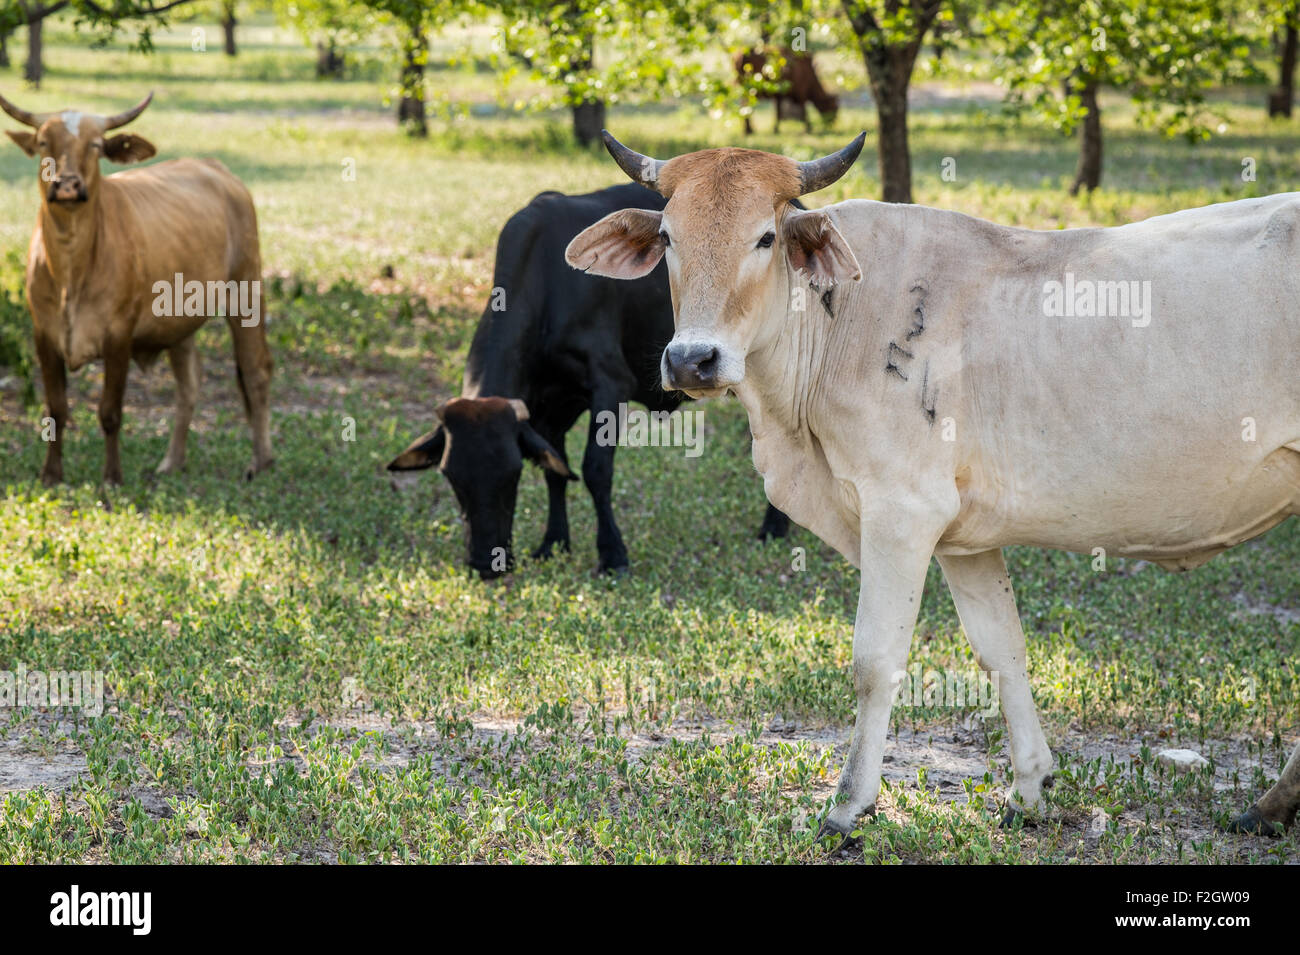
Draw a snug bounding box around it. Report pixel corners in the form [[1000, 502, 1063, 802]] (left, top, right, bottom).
[[2, 91, 273, 486], [569, 131, 1300, 840], [734, 47, 839, 135], [388, 184, 789, 579]]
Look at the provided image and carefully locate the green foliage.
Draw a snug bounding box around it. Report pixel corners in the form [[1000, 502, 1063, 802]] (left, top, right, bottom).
[[986, 0, 1259, 141]]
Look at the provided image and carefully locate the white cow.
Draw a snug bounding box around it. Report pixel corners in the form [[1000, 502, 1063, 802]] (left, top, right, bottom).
[[566, 131, 1300, 839]]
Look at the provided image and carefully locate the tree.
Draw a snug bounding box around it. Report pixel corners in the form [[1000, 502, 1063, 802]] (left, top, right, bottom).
[[838, 0, 953, 202], [275, 0, 377, 78], [1, 0, 198, 85], [489, 0, 724, 146], [987, 0, 1254, 195], [354, 0, 458, 136], [220, 0, 236, 55], [1267, 1, 1299, 117]]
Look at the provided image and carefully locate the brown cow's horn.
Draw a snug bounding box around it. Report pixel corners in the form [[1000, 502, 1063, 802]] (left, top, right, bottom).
[[798, 132, 866, 195], [0, 92, 46, 128], [602, 130, 665, 190], [103, 91, 154, 130]]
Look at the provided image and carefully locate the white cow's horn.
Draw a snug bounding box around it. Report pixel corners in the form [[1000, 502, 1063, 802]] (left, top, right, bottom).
[[798, 132, 867, 196], [103, 91, 154, 131], [601, 130, 665, 191], [0, 92, 47, 128]]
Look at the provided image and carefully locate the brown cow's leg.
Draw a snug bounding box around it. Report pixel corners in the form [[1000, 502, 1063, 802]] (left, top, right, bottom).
[[226, 296, 273, 479], [98, 339, 131, 486], [157, 335, 199, 474], [35, 334, 68, 486], [1227, 739, 1300, 835]]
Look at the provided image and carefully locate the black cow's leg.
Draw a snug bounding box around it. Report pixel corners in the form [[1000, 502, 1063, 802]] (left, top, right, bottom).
[[757, 503, 790, 540], [583, 400, 628, 573], [534, 467, 572, 560], [532, 421, 572, 560]]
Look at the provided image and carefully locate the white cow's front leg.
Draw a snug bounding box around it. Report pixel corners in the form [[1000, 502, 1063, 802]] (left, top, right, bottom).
[[938, 549, 1055, 822], [822, 508, 947, 838]]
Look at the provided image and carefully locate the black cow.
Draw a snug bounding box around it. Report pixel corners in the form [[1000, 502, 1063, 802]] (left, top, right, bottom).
[[388, 183, 789, 579]]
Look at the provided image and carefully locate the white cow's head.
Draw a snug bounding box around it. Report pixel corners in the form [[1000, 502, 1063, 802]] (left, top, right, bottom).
[[566, 132, 865, 396]]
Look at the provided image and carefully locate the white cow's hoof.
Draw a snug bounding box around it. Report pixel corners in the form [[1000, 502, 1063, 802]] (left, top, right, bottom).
[[1222, 805, 1286, 837], [817, 801, 873, 849]]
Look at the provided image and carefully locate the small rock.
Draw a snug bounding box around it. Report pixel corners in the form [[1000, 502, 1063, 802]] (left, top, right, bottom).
[[1156, 748, 1210, 772]]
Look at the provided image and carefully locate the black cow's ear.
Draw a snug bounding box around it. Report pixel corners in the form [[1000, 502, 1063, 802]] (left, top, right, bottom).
[[519, 424, 576, 480], [387, 426, 445, 471], [102, 133, 156, 165]]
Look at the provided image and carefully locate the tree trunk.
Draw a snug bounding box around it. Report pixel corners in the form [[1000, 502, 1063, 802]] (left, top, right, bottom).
[[397, 28, 427, 137], [842, 0, 938, 204], [873, 76, 912, 203], [0, 28, 10, 69], [24, 15, 42, 86], [316, 39, 344, 78], [1269, 19, 1298, 118], [571, 100, 605, 148], [568, 27, 603, 147], [1070, 82, 1102, 195], [222, 13, 237, 57]]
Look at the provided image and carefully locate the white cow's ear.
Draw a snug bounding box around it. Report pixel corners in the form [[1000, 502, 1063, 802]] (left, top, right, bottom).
[[6, 130, 38, 157], [783, 209, 861, 289], [102, 134, 156, 165], [566, 208, 665, 280]]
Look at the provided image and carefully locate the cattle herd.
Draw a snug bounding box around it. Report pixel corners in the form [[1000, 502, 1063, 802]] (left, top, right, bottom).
[[3, 82, 1298, 843]]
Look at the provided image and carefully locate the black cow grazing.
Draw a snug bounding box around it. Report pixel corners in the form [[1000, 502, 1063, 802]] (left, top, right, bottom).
[[389, 184, 790, 580]]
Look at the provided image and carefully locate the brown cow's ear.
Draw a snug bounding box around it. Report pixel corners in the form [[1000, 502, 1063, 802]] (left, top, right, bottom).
[[565, 208, 665, 280], [783, 209, 861, 289], [387, 426, 445, 471], [6, 130, 38, 157], [102, 133, 156, 165], [518, 424, 576, 480]]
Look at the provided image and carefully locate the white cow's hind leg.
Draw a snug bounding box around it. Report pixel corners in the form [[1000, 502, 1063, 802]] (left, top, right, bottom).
[[1227, 738, 1300, 835], [938, 550, 1055, 821], [157, 335, 199, 475], [821, 501, 950, 838]]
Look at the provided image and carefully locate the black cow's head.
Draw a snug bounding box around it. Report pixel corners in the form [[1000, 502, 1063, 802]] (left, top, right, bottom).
[[388, 396, 574, 580]]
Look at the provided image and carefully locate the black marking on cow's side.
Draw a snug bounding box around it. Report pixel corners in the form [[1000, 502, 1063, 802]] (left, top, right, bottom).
[[820, 288, 834, 317], [919, 361, 937, 424], [885, 341, 912, 381], [906, 283, 928, 341]]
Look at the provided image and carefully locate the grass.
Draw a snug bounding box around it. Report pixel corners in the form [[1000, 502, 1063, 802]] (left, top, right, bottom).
[[0, 14, 1296, 863]]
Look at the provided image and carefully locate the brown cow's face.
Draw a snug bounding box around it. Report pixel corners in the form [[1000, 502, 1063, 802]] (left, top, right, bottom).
[[566, 140, 864, 397], [2, 96, 157, 207]]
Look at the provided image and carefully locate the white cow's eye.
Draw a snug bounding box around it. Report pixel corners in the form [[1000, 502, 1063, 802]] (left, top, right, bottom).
[[757, 232, 775, 249], [659, 230, 671, 247]]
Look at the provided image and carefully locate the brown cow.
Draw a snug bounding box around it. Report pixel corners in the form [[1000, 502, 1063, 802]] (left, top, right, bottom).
[[734, 47, 839, 135], [2, 92, 273, 485]]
